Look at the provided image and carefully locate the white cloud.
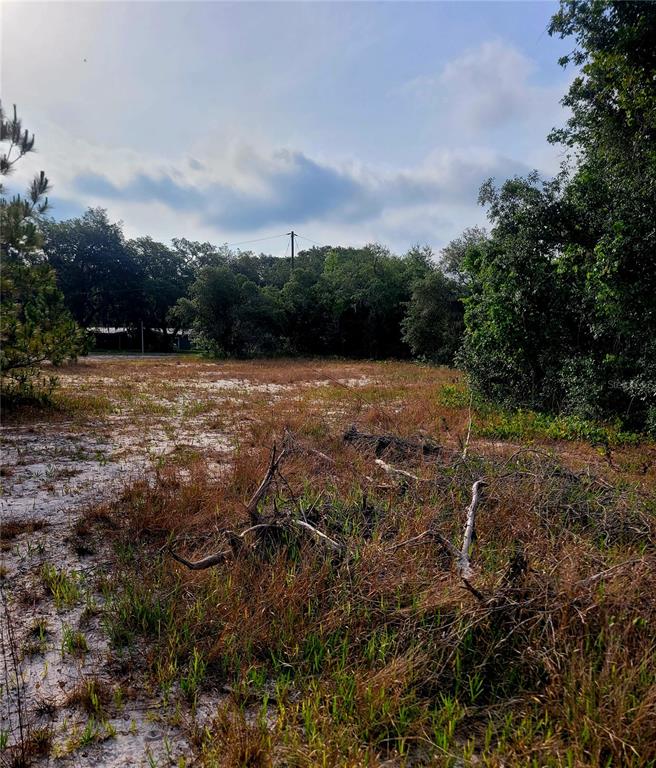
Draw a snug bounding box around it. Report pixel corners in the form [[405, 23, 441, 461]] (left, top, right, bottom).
[[6, 114, 533, 253], [401, 39, 568, 142]]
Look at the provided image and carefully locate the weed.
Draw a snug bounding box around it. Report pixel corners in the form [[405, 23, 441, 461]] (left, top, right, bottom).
[[61, 625, 88, 656], [40, 564, 81, 609]]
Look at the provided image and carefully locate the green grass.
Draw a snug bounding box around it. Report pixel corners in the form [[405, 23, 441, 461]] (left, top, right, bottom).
[[437, 383, 644, 446], [41, 564, 82, 609], [61, 624, 89, 656]]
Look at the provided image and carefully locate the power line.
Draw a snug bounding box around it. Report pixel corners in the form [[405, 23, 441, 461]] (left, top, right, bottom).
[[222, 232, 288, 248], [295, 233, 325, 248]]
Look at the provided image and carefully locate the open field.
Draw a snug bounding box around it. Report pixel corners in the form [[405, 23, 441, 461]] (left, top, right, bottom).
[[1, 356, 655, 767]]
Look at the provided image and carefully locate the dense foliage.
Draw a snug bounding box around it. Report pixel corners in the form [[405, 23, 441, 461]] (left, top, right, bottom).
[[0, 103, 85, 398], [169, 241, 454, 359], [459, 0, 656, 433], [41, 212, 466, 360]]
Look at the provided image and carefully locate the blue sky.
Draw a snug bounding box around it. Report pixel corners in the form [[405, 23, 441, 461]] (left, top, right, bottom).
[[1, 1, 573, 255]]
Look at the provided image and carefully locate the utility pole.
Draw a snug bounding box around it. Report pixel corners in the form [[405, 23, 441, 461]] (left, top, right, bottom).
[[140, 320, 144, 355], [287, 230, 296, 270]]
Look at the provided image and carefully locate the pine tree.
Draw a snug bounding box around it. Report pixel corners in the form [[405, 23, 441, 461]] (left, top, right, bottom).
[[0, 102, 86, 402]]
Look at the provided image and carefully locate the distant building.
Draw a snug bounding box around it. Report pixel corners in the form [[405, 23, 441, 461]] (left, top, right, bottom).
[[87, 327, 192, 352]]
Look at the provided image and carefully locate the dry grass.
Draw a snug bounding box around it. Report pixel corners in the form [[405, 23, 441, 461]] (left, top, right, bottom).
[[12, 356, 656, 766], [0, 521, 49, 552]]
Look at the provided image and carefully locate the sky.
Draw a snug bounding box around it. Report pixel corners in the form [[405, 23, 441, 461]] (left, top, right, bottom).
[[1, 1, 574, 256]]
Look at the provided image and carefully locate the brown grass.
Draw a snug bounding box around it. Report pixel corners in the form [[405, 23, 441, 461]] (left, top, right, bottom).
[[14, 356, 656, 766], [0, 520, 49, 552]]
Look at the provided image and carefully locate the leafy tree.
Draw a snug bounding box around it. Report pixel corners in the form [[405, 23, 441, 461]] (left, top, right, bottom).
[[0, 102, 85, 397], [459, 0, 656, 431], [128, 236, 193, 340], [319, 244, 411, 358], [43, 209, 144, 327], [402, 269, 464, 364], [177, 242, 440, 360], [439, 227, 488, 287], [172, 237, 228, 271], [179, 264, 283, 357], [459, 173, 581, 409]]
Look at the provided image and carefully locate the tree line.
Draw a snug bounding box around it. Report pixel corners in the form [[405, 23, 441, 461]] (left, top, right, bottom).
[[2, 0, 654, 433], [40, 211, 469, 361]]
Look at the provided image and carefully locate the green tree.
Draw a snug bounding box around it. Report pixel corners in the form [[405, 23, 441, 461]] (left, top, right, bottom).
[[43, 208, 144, 327], [178, 264, 283, 357], [459, 0, 656, 431], [128, 236, 193, 342], [319, 244, 411, 358], [439, 227, 487, 288], [402, 269, 464, 365], [0, 102, 85, 397]]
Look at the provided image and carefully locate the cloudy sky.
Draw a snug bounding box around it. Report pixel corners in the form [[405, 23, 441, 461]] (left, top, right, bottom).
[[1, 1, 573, 256]]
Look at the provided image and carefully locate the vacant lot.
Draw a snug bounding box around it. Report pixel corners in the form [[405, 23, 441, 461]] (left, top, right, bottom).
[[1, 356, 655, 767]]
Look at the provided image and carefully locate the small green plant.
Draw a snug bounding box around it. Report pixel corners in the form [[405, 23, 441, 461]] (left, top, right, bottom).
[[41, 564, 81, 609], [61, 625, 88, 656], [179, 647, 206, 703]]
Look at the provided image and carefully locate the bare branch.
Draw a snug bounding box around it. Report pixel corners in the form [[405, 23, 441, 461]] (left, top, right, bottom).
[[458, 480, 487, 579], [389, 529, 460, 560], [375, 458, 429, 483], [169, 547, 229, 570], [244, 443, 287, 524], [293, 519, 343, 552]]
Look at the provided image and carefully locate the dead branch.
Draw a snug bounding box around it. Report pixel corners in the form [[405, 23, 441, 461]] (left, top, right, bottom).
[[170, 445, 287, 568], [169, 547, 230, 570], [388, 530, 432, 551], [575, 557, 647, 588], [461, 577, 486, 602], [390, 529, 460, 559], [305, 447, 335, 465], [375, 458, 429, 483], [245, 443, 287, 524], [344, 425, 442, 458], [292, 520, 343, 552], [458, 480, 487, 579], [171, 516, 342, 568]]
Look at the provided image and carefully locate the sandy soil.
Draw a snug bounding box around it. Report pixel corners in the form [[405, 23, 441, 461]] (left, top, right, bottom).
[[0, 356, 375, 767]]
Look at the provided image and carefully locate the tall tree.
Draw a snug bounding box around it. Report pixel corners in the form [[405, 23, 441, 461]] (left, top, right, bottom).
[[128, 236, 193, 340], [43, 209, 144, 328], [459, 0, 656, 430], [0, 102, 85, 395]]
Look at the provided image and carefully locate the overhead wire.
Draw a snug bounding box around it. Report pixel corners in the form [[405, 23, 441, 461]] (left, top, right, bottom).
[[295, 233, 325, 247], [221, 233, 288, 248]]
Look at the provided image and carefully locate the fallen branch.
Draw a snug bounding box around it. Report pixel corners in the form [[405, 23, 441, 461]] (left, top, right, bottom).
[[293, 520, 343, 552], [245, 443, 287, 524], [344, 425, 442, 458], [169, 547, 229, 570], [458, 480, 487, 579], [375, 458, 429, 483], [576, 557, 647, 588], [171, 516, 342, 568], [170, 444, 288, 568], [390, 529, 460, 559]]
